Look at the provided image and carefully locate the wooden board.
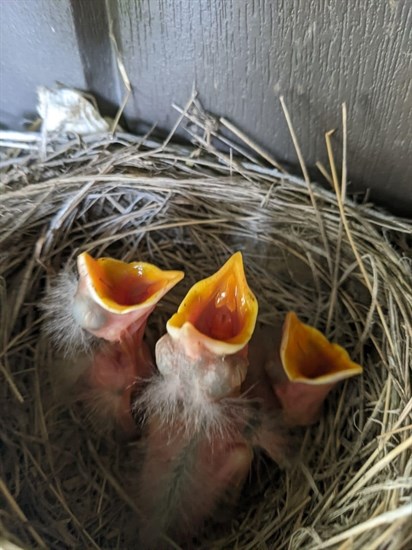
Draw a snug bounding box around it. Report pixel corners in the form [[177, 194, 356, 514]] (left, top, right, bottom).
[[1, 0, 410, 214]]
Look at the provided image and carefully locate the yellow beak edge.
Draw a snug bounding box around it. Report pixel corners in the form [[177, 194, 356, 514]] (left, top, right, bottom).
[[274, 312, 363, 426], [167, 252, 258, 356], [78, 252, 184, 314], [280, 312, 363, 384]]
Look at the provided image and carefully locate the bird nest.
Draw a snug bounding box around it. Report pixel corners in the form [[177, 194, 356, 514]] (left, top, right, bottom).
[[0, 100, 411, 549]]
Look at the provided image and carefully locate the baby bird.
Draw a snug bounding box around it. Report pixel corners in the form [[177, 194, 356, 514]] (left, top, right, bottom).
[[44, 251, 184, 435], [134, 252, 259, 547], [250, 312, 363, 427]]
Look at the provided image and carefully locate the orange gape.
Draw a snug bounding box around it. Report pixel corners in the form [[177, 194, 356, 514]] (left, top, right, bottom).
[[74, 252, 184, 341], [183, 272, 242, 340], [265, 312, 363, 426], [167, 251, 258, 360], [80, 253, 180, 310], [281, 312, 363, 382]]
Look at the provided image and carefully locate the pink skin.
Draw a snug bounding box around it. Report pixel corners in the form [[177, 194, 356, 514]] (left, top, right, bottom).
[[248, 323, 353, 427], [87, 326, 154, 435], [155, 332, 249, 403], [135, 253, 259, 543], [72, 288, 157, 435], [273, 380, 335, 426], [72, 274, 157, 343], [137, 415, 253, 548], [135, 335, 255, 545], [70, 255, 184, 435]]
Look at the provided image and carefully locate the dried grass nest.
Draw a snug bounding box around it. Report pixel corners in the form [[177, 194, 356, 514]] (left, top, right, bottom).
[[0, 101, 411, 550]]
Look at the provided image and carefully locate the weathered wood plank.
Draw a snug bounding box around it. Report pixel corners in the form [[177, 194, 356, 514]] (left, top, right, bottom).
[[70, 0, 120, 117], [0, 0, 86, 127], [113, 0, 411, 213], [0, 0, 410, 213]]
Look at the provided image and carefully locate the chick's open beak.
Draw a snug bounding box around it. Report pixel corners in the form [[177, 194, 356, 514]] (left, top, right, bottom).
[[167, 252, 258, 357], [73, 252, 184, 342], [274, 312, 363, 425]]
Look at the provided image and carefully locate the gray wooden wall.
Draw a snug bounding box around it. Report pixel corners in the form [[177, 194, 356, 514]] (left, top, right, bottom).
[[1, 0, 411, 215]]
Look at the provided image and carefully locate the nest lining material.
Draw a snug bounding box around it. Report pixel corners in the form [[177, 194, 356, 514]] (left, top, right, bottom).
[[0, 101, 411, 549]]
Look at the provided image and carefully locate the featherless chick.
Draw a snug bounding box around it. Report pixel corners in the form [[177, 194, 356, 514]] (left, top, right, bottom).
[[133, 252, 262, 547], [43, 251, 184, 435], [248, 312, 363, 427]]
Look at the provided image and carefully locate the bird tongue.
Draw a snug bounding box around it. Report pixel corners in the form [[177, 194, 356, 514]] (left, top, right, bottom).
[[195, 283, 240, 341]]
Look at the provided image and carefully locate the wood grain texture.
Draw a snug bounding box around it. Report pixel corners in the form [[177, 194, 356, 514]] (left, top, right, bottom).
[[70, 0, 120, 116], [0, 0, 86, 127], [113, 0, 411, 213], [0, 0, 410, 213]]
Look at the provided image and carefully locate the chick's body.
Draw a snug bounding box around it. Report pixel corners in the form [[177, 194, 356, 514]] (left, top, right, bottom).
[[137, 410, 253, 549], [85, 331, 154, 435], [43, 252, 183, 437], [134, 253, 259, 547]]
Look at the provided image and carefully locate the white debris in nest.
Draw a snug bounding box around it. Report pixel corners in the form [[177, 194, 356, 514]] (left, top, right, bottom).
[[37, 86, 112, 135], [0, 540, 26, 550]]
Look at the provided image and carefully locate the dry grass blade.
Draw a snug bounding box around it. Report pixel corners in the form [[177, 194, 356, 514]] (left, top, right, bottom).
[[0, 478, 46, 548], [0, 98, 411, 550]]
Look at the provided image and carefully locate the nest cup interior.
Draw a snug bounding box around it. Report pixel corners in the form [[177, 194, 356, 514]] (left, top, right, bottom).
[[0, 116, 411, 549]]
